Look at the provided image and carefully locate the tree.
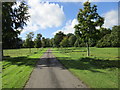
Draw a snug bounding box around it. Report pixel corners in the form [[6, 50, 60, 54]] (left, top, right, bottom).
[[2, 1, 29, 57], [60, 37, 69, 47], [96, 25, 120, 47], [45, 38, 51, 47], [96, 34, 111, 47], [74, 1, 104, 56], [34, 34, 42, 49], [41, 37, 46, 48], [74, 38, 81, 47], [68, 35, 77, 47], [49, 38, 54, 47], [24, 32, 34, 53], [66, 33, 74, 38], [110, 25, 120, 47], [54, 31, 65, 47], [99, 27, 111, 39], [2, 1, 29, 49]]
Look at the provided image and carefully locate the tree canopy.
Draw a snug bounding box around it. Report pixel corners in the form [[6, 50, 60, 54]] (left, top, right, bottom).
[[2, 1, 29, 49], [74, 1, 104, 56], [34, 34, 42, 48], [54, 31, 65, 47]]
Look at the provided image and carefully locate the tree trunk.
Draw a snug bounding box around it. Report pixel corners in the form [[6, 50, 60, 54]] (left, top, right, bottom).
[[86, 42, 90, 56], [1, 49, 3, 60], [1, 42, 3, 60], [29, 48, 31, 54]]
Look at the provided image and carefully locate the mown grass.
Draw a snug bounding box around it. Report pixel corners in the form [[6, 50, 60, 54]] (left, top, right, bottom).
[[2, 48, 47, 88], [3, 48, 41, 57], [52, 47, 119, 88]]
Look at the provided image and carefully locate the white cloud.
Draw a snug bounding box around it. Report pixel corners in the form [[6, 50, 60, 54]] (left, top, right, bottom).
[[53, 19, 78, 35], [103, 10, 118, 28], [53, 10, 118, 36], [43, 0, 119, 2], [22, 0, 65, 33]]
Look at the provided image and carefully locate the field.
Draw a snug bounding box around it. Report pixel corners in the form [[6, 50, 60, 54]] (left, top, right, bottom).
[[2, 47, 119, 88], [52, 47, 119, 88], [2, 48, 47, 88]]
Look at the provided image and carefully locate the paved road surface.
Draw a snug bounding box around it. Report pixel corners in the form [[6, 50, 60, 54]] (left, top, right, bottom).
[[25, 49, 88, 88]]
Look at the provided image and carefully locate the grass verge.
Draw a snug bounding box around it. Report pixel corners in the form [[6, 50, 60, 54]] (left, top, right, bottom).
[[2, 48, 47, 88], [52, 47, 119, 88]]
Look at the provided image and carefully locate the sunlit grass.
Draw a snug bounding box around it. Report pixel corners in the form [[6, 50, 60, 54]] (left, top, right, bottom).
[[52, 47, 119, 88], [3, 48, 42, 57], [2, 48, 47, 88]]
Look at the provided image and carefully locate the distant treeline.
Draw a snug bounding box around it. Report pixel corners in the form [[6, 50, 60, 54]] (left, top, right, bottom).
[[3, 25, 120, 49]]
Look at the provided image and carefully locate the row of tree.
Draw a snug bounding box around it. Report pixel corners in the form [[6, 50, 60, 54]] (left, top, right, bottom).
[[21, 24, 119, 49], [22, 32, 77, 48], [22, 32, 52, 48]]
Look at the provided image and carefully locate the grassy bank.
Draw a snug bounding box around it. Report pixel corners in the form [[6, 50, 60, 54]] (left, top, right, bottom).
[[52, 47, 119, 88], [2, 48, 47, 88]]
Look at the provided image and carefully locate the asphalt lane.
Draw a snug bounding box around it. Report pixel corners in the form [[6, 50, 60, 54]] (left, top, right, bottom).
[[25, 49, 88, 88]]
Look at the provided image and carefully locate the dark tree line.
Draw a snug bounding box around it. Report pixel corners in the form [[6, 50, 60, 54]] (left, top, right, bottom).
[[51, 25, 120, 48], [4, 24, 119, 49]]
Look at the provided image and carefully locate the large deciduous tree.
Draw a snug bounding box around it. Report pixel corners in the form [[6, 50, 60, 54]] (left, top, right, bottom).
[[2, 1, 29, 49], [54, 31, 65, 47], [41, 37, 46, 48], [34, 34, 42, 49], [68, 35, 77, 47], [23, 32, 34, 53], [60, 37, 69, 47], [96, 25, 120, 47], [74, 1, 104, 56]]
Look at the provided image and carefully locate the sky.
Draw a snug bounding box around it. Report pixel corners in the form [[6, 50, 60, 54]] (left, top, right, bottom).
[[18, 0, 119, 40]]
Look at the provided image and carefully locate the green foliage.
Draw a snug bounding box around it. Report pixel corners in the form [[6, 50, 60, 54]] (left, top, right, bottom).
[[74, 38, 81, 47], [96, 25, 120, 47], [34, 34, 42, 48], [23, 32, 34, 48], [110, 25, 120, 47], [54, 31, 65, 47], [60, 37, 69, 47], [49, 38, 54, 47], [2, 1, 29, 49], [96, 34, 111, 47], [41, 37, 46, 48], [66, 33, 74, 38], [98, 27, 111, 39], [45, 38, 51, 47], [74, 1, 104, 56], [68, 35, 77, 47]]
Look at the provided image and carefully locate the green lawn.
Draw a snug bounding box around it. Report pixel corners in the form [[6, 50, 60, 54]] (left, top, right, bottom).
[[3, 48, 42, 57], [52, 47, 119, 88], [2, 48, 47, 88]]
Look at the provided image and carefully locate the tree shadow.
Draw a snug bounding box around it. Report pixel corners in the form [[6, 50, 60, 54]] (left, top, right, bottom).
[[57, 57, 119, 73], [2, 55, 67, 71], [2, 56, 39, 70]]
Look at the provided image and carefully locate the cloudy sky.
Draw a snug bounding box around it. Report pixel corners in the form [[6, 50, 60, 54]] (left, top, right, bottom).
[[19, 0, 118, 39]]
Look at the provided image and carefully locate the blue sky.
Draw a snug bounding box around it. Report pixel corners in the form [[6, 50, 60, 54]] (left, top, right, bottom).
[[19, 1, 118, 39]]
